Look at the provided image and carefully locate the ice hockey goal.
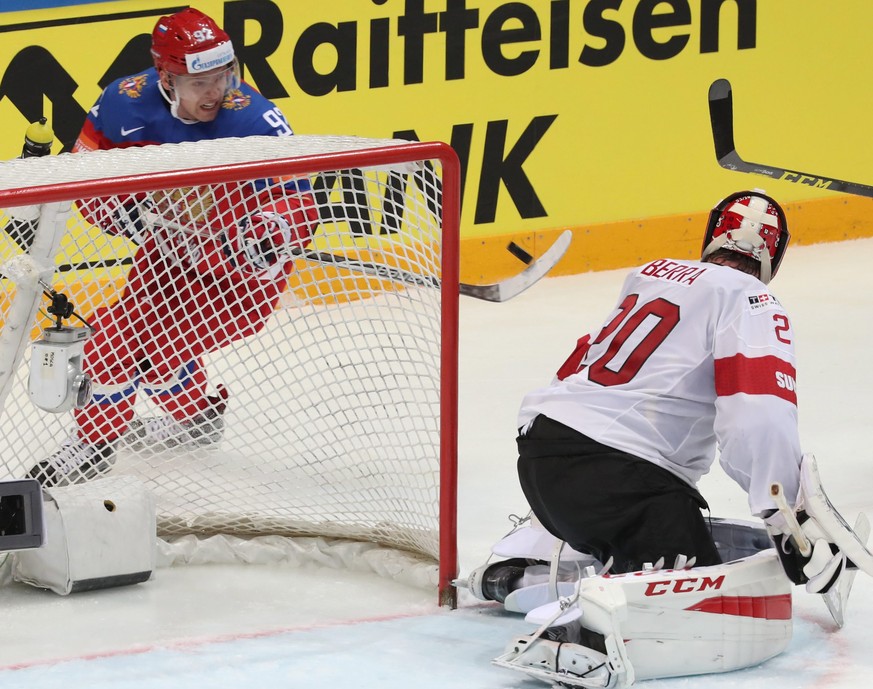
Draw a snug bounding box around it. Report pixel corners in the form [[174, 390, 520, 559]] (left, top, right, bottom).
[[0, 135, 459, 606]]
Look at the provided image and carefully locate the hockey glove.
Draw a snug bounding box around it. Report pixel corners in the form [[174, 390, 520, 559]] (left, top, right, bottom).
[[765, 509, 847, 594], [228, 211, 296, 271], [107, 197, 151, 244]]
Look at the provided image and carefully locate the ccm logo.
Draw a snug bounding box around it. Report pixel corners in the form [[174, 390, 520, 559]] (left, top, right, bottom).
[[775, 371, 796, 391], [644, 575, 725, 596]]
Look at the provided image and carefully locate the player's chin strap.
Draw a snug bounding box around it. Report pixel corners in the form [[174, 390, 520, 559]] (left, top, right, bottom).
[[157, 81, 199, 125]]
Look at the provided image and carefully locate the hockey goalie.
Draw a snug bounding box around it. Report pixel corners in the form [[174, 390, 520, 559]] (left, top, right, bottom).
[[457, 190, 873, 687]]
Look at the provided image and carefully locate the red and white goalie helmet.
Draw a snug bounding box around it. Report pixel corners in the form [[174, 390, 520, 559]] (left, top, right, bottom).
[[150, 7, 235, 77], [701, 189, 789, 284]]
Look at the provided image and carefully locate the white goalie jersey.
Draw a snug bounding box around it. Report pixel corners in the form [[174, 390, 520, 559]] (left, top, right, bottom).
[[518, 258, 802, 515]]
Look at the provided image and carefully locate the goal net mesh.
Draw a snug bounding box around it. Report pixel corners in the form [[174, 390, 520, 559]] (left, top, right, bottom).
[[0, 135, 458, 599]]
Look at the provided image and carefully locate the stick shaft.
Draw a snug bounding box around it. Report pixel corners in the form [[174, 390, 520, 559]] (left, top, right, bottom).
[[771, 481, 812, 557]]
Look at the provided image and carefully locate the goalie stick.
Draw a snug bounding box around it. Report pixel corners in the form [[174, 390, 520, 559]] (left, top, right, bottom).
[[708, 78, 873, 198], [139, 211, 572, 303]]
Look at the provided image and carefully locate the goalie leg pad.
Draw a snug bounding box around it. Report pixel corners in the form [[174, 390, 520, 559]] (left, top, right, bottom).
[[496, 551, 793, 688], [617, 556, 793, 680], [493, 636, 614, 689]]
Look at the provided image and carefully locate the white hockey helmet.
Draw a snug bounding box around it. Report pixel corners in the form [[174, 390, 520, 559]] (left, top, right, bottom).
[[701, 189, 789, 284]]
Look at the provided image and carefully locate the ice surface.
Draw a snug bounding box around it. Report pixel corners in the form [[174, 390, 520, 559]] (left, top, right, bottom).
[[2, 237, 872, 688]]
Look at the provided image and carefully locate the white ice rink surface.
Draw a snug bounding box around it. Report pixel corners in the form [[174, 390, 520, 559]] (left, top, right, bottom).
[[2, 237, 873, 688]]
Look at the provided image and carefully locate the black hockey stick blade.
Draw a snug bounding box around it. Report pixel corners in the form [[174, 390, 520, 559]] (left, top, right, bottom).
[[708, 78, 873, 198], [708, 78, 738, 165]]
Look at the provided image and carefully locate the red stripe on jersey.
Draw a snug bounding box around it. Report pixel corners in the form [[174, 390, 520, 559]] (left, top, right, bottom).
[[685, 594, 792, 620], [72, 120, 109, 152], [714, 354, 797, 405], [556, 334, 591, 380]]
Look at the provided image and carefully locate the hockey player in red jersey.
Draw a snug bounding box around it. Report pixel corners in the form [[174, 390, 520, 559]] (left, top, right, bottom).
[[27, 8, 318, 485], [466, 190, 872, 687]]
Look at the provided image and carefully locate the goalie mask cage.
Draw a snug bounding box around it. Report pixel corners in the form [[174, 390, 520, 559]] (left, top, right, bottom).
[[0, 135, 459, 607]]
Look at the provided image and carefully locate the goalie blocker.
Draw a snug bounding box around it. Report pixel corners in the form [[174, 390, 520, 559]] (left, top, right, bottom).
[[765, 453, 872, 628]]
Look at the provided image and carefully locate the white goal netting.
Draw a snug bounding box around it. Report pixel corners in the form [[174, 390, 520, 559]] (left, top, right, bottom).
[[0, 135, 459, 603]]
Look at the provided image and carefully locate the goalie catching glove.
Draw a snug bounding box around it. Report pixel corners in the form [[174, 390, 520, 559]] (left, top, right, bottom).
[[226, 211, 305, 273]]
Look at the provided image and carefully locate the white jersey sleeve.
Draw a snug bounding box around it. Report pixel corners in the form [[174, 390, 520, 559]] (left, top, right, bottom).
[[712, 283, 800, 514], [518, 258, 801, 516]]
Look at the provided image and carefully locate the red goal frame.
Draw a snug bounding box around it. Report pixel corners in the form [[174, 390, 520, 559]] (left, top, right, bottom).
[[0, 140, 460, 607]]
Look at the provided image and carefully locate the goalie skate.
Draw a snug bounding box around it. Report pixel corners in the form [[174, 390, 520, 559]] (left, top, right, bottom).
[[493, 634, 615, 689]]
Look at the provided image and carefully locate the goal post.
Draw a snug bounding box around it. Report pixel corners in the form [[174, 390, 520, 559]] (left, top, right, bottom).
[[0, 135, 460, 607]]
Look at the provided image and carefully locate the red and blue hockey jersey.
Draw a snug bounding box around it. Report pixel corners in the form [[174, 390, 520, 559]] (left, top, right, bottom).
[[74, 67, 298, 151]]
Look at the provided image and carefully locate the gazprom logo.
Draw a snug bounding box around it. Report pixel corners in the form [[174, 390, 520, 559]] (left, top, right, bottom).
[[186, 41, 234, 73]]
